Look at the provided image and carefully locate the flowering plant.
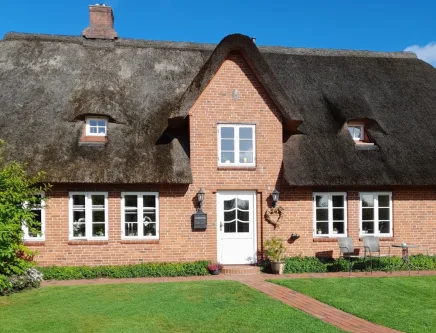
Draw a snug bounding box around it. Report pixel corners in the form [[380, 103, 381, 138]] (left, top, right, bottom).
[[207, 263, 223, 271]]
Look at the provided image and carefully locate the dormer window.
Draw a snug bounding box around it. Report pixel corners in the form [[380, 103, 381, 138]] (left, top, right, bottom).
[[347, 123, 364, 141], [86, 118, 107, 136]]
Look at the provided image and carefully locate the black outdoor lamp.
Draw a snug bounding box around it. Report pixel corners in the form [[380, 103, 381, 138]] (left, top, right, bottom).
[[272, 189, 279, 207], [197, 188, 205, 211]]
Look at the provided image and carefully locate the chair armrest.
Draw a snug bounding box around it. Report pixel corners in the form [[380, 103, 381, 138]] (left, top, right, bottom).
[[339, 246, 351, 254]]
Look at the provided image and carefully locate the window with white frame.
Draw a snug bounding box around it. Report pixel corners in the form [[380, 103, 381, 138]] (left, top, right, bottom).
[[360, 192, 392, 236], [347, 123, 364, 141], [69, 192, 108, 240], [23, 194, 45, 241], [218, 124, 255, 166], [85, 117, 107, 136], [121, 192, 159, 239], [313, 192, 347, 237]]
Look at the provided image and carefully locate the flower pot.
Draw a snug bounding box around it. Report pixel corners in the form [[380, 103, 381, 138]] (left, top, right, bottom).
[[270, 261, 285, 274], [209, 269, 221, 275]]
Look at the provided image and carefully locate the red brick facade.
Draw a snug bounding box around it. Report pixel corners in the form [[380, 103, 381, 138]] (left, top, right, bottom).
[[27, 53, 435, 266]]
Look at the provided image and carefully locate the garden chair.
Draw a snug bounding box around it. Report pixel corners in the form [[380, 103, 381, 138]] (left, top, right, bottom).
[[362, 236, 391, 273], [338, 237, 367, 275]]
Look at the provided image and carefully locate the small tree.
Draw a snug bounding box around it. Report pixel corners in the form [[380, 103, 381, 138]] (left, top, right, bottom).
[[0, 141, 50, 275]]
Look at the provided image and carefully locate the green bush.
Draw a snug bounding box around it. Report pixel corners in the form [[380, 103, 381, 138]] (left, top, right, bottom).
[[262, 255, 436, 274], [0, 268, 43, 296], [38, 261, 210, 280]]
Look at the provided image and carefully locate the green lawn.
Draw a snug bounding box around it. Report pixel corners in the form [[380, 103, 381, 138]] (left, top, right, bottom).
[[271, 276, 436, 333], [0, 281, 343, 333]]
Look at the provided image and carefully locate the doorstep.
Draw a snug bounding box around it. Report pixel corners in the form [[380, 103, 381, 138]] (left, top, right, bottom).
[[221, 265, 261, 275]]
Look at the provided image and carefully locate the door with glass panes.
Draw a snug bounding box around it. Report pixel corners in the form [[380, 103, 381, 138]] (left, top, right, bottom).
[[217, 191, 257, 264]]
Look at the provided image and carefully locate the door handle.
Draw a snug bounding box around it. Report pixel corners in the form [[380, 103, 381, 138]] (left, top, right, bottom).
[[220, 221, 223, 231]]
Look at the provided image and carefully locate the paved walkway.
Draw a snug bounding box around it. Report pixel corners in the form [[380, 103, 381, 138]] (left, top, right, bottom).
[[42, 270, 436, 333]]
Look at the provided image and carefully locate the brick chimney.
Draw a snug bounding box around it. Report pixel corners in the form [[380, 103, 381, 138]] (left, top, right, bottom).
[[82, 4, 118, 40]]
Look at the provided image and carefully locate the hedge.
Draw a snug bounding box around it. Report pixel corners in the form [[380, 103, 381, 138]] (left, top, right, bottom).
[[37, 261, 210, 280], [261, 254, 436, 274]]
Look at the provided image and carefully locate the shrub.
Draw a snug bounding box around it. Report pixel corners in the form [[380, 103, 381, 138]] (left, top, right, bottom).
[[0, 268, 43, 296], [38, 261, 210, 280], [284, 256, 328, 273], [264, 238, 286, 262]]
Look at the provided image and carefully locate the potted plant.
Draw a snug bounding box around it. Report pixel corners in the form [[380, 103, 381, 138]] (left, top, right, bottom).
[[207, 263, 223, 275], [317, 228, 322, 234], [264, 237, 286, 274], [333, 228, 338, 234]]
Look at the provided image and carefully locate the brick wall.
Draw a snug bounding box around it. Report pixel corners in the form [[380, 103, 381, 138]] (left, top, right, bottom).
[[27, 53, 436, 266]]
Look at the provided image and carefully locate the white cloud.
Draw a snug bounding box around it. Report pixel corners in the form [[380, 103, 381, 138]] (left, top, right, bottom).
[[404, 42, 436, 66]]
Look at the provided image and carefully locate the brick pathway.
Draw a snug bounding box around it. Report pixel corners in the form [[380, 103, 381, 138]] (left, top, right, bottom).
[[42, 270, 436, 333]]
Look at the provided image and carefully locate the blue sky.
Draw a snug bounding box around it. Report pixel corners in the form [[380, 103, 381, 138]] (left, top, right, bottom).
[[0, 0, 435, 65]]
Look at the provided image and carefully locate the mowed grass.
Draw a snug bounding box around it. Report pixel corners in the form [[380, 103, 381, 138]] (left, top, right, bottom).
[[0, 281, 343, 333], [271, 276, 436, 333]]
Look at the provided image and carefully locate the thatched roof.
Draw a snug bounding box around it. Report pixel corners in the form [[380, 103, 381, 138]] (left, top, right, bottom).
[[1, 32, 435, 185]]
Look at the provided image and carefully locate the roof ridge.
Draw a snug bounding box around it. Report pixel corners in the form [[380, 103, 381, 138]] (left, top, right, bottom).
[[3, 32, 417, 59]]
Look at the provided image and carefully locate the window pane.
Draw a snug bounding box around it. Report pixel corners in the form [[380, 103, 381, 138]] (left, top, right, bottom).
[[378, 195, 390, 207], [92, 210, 105, 223], [316, 222, 328, 234], [333, 222, 345, 234], [348, 126, 355, 137], [221, 127, 234, 138], [379, 221, 390, 234], [379, 208, 390, 220], [332, 196, 344, 208], [97, 120, 106, 127], [239, 140, 253, 151], [221, 139, 234, 151], [143, 195, 156, 208], [92, 195, 105, 207], [362, 194, 374, 207], [224, 221, 236, 233], [125, 223, 138, 236], [73, 223, 85, 237], [125, 211, 138, 222], [98, 127, 106, 134], [125, 195, 137, 208], [237, 199, 249, 210], [224, 210, 236, 222], [89, 120, 97, 126], [221, 152, 234, 164], [239, 127, 253, 139], [144, 223, 156, 236], [237, 221, 249, 233], [238, 210, 249, 222], [316, 195, 328, 208], [239, 152, 253, 163], [73, 210, 85, 222], [333, 208, 344, 221], [143, 212, 156, 223], [362, 221, 374, 234], [90, 127, 97, 134], [92, 224, 105, 237], [362, 208, 374, 220], [353, 126, 361, 139], [33, 210, 42, 223], [224, 199, 236, 210], [73, 195, 85, 207], [316, 209, 328, 221]]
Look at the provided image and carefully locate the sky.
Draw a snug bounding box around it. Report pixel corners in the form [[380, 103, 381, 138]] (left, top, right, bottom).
[[0, 0, 435, 66]]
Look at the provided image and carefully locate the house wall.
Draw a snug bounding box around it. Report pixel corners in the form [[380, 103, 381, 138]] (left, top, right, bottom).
[[26, 53, 436, 266]]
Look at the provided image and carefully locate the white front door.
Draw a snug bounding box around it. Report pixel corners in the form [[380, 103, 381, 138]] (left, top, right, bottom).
[[217, 191, 257, 264]]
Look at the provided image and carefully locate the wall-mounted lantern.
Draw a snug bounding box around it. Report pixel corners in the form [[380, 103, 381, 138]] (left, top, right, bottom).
[[193, 188, 207, 230], [272, 189, 279, 207]]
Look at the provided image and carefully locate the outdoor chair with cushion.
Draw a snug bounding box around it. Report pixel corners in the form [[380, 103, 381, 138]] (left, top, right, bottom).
[[362, 236, 391, 273], [338, 237, 367, 274]]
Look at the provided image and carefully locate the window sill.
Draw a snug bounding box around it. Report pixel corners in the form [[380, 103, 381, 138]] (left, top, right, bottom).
[[217, 166, 256, 171], [359, 237, 394, 241], [23, 241, 45, 246], [120, 240, 160, 244], [313, 238, 341, 242], [68, 240, 109, 245]]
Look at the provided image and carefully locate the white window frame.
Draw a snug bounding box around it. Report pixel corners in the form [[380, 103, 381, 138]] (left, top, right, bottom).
[[121, 192, 160, 240], [85, 117, 108, 136], [23, 194, 45, 241], [359, 192, 393, 237], [68, 192, 109, 240], [217, 124, 256, 167], [347, 123, 364, 141], [313, 192, 347, 238]]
